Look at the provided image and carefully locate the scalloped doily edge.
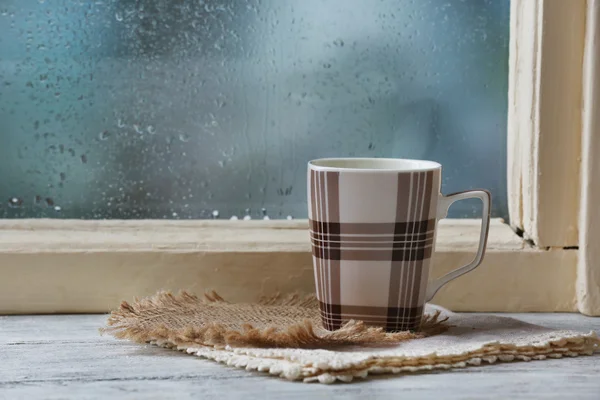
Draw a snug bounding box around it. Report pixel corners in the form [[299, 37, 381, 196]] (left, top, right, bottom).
[[149, 332, 599, 384]]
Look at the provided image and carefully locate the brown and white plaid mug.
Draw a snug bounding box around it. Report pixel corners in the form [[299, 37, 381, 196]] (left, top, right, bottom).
[[307, 158, 491, 332]]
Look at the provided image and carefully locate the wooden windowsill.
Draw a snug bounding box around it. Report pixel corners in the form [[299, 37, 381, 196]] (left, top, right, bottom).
[[0, 218, 521, 253], [0, 219, 577, 314]]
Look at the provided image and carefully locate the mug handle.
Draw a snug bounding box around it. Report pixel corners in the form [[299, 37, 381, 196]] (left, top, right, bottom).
[[425, 189, 492, 302]]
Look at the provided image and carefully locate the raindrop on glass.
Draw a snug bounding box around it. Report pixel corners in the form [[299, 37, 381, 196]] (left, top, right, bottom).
[[115, 12, 123, 22], [117, 118, 126, 128], [147, 125, 156, 134], [133, 124, 143, 134], [243, 215, 252, 221], [8, 197, 23, 208], [230, 215, 238, 220], [54, 205, 61, 212], [99, 131, 110, 140], [179, 133, 190, 142], [212, 210, 220, 219], [81, 154, 88, 164], [286, 215, 293, 220], [45, 197, 54, 207]]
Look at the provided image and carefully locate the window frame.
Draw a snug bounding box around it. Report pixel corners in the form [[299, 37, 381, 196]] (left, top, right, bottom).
[[1, 0, 598, 315], [507, 0, 584, 249], [0, 218, 576, 314], [577, 0, 600, 316], [508, 0, 600, 316]]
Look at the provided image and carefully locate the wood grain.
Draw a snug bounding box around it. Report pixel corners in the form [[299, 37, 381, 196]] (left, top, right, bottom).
[[578, 0, 600, 316], [1, 314, 599, 399], [0, 219, 578, 314], [508, 0, 585, 248]]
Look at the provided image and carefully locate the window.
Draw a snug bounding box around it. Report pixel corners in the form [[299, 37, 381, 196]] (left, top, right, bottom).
[[1, 0, 508, 219], [1, 0, 598, 316]]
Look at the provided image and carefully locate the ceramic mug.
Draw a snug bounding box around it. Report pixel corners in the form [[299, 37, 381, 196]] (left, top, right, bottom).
[[307, 158, 491, 332]]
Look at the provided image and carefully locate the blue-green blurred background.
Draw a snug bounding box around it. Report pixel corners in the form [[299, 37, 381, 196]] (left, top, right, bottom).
[[0, 0, 509, 219]]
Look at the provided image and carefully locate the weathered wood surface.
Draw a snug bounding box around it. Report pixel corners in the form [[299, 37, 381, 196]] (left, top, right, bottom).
[[507, 0, 585, 248], [0, 219, 580, 314], [578, 0, 600, 316], [1, 314, 599, 399]]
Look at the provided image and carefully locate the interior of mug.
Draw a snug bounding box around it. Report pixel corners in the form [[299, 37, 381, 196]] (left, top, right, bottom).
[[309, 158, 441, 172]]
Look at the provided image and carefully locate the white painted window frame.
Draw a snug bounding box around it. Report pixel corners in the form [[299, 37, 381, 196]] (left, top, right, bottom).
[[508, 0, 600, 315], [1, 0, 598, 315]]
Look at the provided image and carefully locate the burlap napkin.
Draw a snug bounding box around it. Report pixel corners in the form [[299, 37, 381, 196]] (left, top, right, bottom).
[[103, 291, 600, 384]]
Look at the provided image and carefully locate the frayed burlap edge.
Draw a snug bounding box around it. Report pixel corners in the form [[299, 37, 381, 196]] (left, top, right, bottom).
[[102, 290, 448, 349], [174, 332, 600, 383]]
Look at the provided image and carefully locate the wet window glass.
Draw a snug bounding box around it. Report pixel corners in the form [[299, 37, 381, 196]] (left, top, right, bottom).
[[0, 0, 509, 219]]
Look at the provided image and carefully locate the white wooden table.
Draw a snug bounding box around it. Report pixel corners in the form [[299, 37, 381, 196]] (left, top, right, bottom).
[[1, 313, 599, 399]]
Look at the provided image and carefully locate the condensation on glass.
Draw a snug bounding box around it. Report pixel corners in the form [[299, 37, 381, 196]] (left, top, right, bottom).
[[0, 0, 509, 219]]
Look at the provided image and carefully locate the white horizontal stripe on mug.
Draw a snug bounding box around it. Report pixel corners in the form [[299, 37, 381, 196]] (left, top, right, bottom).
[[311, 243, 434, 251], [319, 312, 422, 321], [319, 317, 422, 324], [308, 230, 436, 238], [310, 236, 434, 245]]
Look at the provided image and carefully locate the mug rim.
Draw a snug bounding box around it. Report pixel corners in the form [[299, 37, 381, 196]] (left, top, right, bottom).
[[308, 157, 442, 172]]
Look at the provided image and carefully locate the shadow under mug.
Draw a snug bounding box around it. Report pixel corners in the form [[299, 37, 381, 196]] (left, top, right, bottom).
[[307, 158, 491, 332]]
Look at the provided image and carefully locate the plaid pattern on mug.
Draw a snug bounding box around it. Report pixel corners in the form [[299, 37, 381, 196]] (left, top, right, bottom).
[[308, 168, 441, 332]]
